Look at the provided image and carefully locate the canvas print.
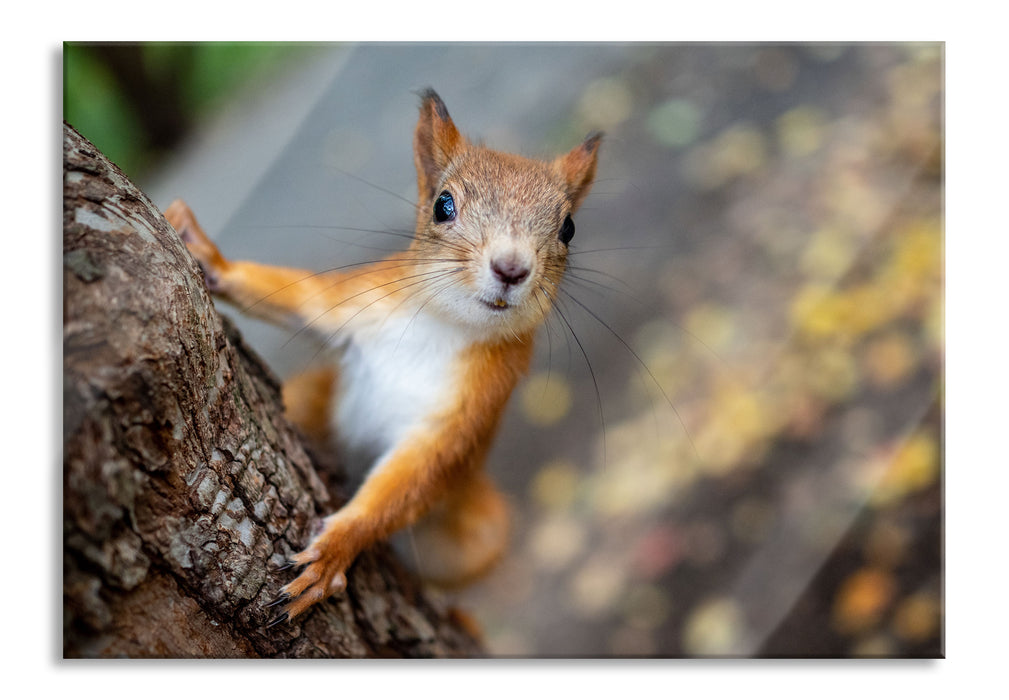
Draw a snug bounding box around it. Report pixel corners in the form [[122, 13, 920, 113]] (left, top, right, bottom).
[[62, 42, 943, 658]]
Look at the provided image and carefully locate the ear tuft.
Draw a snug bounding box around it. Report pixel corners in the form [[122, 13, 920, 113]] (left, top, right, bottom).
[[414, 88, 466, 202], [418, 87, 452, 121], [555, 132, 603, 212]]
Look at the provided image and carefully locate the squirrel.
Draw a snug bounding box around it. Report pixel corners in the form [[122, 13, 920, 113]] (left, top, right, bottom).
[[164, 88, 602, 624]]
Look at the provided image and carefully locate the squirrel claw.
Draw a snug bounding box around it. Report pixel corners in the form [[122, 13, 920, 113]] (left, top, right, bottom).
[[199, 267, 221, 293], [268, 535, 349, 622], [265, 592, 291, 609], [265, 611, 289, 629]]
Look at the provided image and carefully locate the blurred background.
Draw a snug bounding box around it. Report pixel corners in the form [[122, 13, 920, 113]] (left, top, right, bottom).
[[64, 42, 943, 657]]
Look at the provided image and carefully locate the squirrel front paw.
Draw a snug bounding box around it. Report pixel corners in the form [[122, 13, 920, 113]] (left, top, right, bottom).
[[164, 199, 229, 292], [267, 515, 360, 626]]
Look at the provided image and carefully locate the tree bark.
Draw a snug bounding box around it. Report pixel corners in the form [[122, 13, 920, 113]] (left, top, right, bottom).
[[62, 123, 483, 658]]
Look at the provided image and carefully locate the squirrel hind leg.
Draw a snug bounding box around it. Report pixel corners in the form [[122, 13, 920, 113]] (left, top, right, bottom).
[[402, 472, 511, 588], [282, 365, 338, 448]]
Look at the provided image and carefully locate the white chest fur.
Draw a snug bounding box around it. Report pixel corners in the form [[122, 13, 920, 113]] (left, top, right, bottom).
[[330, 310, 468, 476]]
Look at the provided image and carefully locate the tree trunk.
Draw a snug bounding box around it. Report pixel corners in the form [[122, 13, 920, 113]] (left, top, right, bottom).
[[62, 123, 483, 658]]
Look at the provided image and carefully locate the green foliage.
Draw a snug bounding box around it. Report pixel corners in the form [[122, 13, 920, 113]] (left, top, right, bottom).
[[63, 44, 146, 176], [63, 42, 320, 180]]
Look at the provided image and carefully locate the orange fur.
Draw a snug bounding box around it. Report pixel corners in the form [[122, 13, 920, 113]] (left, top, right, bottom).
[[410, 470, 512, 587], [282, 366, 337, 446], [164, 88, 600, 624]]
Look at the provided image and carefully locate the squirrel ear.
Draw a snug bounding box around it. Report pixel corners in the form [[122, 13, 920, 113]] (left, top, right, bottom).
[[554, 132, 602, 212], [414, 89, 466, 202]]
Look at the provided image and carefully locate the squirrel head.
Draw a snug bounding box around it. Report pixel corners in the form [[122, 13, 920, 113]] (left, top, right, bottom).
[[411, 88, 602, 339]]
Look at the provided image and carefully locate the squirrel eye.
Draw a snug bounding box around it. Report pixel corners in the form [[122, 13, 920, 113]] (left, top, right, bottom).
[[433, 191, 456, 223], [559, 214, 575, 245]]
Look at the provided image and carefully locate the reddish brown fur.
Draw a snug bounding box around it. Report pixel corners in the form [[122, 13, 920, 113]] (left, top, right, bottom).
[[282, 366, 337, 447]]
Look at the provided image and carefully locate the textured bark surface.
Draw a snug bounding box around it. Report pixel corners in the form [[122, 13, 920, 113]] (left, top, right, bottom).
[[62, 123, 483, 658]]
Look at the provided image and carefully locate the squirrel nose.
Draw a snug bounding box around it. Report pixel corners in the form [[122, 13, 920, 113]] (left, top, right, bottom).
[[490, 256, 530, 286]]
